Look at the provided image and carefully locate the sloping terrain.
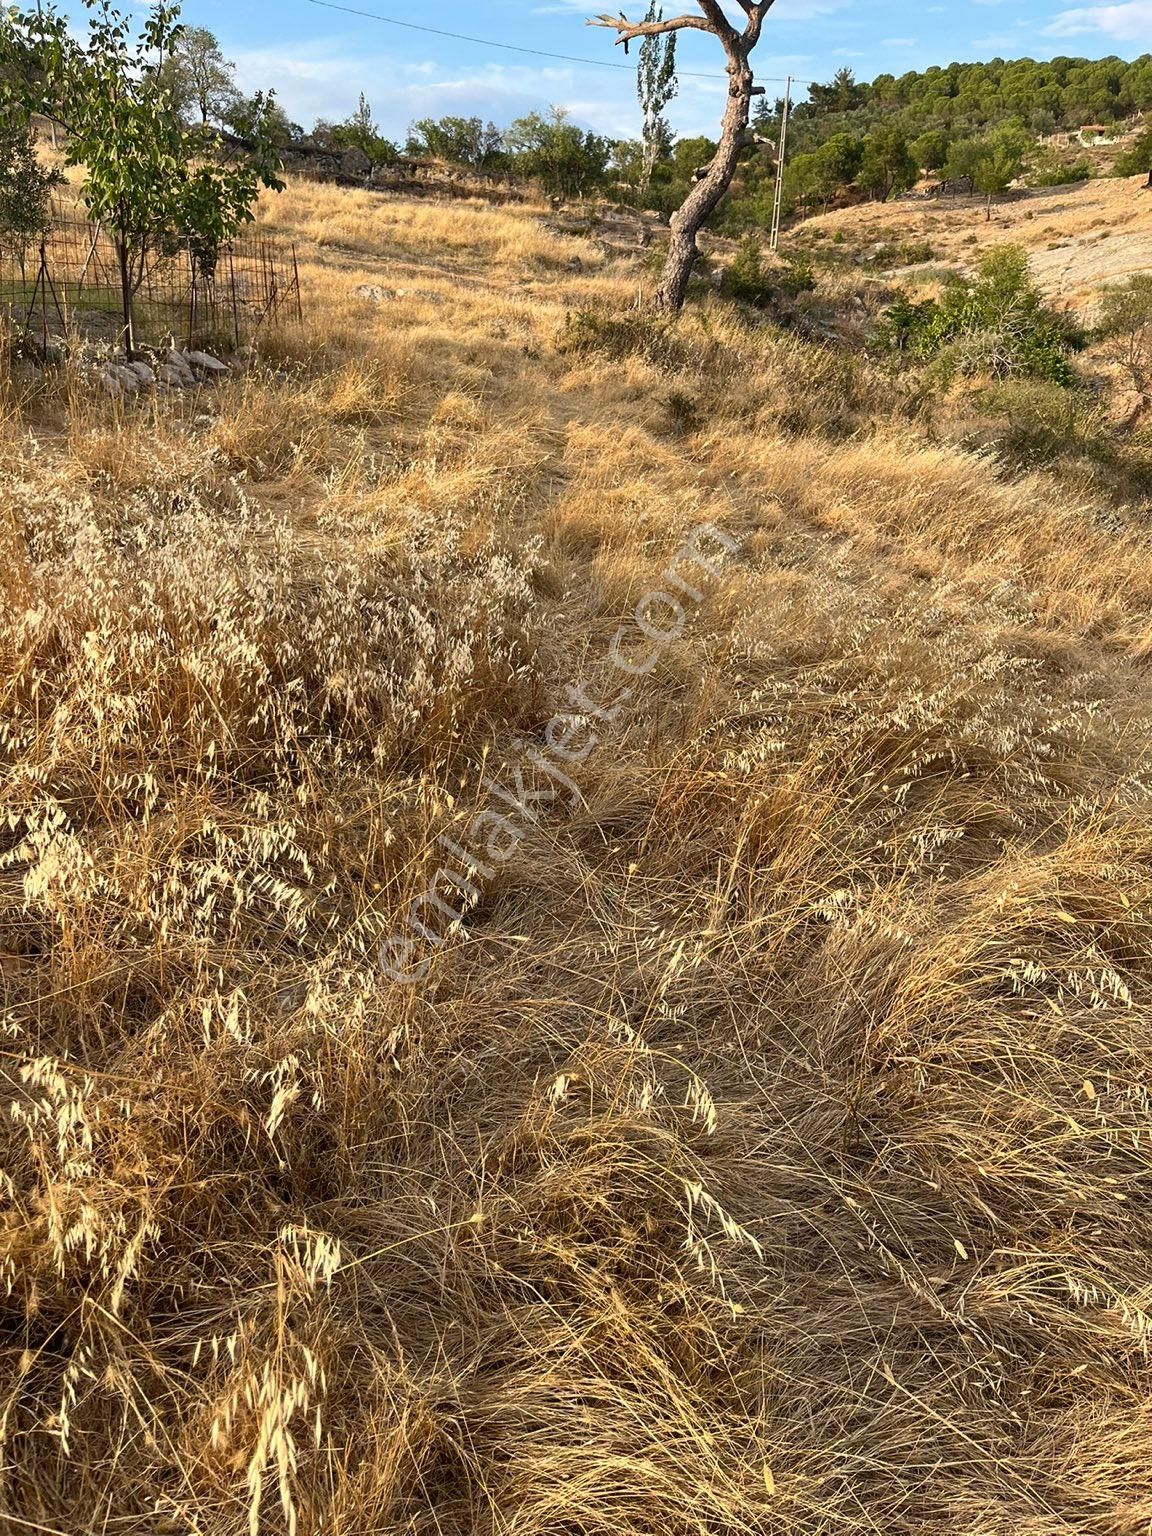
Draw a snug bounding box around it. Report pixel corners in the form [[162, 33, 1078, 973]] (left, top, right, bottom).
[[2, 179, 1152, 1536], [802, 172, 1152, 310]]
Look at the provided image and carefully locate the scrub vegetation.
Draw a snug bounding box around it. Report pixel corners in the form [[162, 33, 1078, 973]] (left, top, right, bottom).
[[3, 160, 1152, 1535]]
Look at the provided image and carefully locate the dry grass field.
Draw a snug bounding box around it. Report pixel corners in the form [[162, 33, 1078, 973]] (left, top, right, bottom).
[[3, 174, 1152, 1536]]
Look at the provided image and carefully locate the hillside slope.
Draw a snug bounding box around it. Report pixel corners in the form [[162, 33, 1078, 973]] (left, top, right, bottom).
[[3, 179, 1152, 1536], [800, 172, 1152, 309]]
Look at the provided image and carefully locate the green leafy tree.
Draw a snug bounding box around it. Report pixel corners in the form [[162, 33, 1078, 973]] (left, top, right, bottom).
[[973, 143, 1022, 215], [671, 135, 717, 178], [160, 25, 238, 125], [506, 108, 611, 200], [228, 94, 301, 149], [786, 133, 863, 210], [1113, 119, 1152, 184], [943, 135, 983, 184], [857, 127, 917, 200], [610, 137, 646, 187], [809, 66, 864, 114], [0, 0, 284, 353], [911, 128, 950, 172], [319, 94, 397, 163], [955, 125, 1027, 216], [636, 0, 677, 189], [818, 132, 864, 188], [0, 116, 61, 254], [405, 115, 506, 171]]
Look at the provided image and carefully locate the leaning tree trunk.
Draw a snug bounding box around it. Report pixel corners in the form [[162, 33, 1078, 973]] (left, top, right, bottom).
[[590, 0, 774, 313], [654, 51, 753, 313]]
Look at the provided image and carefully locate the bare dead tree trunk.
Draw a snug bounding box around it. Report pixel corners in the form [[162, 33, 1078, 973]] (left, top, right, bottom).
[[655, 54, 753, 312], [590, 0, 774, 316]]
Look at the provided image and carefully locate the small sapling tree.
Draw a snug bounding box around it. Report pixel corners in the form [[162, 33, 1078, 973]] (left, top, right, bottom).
[[0, 117, 61, 257], [0, 0, 284, 354]]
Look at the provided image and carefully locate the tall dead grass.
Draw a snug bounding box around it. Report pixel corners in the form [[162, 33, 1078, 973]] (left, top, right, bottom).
[[3, 176, 1152, 1536]]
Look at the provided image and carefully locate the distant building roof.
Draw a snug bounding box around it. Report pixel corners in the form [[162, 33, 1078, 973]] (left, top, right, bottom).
[[1080, 124, 1110, 132]]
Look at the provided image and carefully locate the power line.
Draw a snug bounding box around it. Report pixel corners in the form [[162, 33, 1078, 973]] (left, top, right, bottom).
[[304, 0, 813, 86]]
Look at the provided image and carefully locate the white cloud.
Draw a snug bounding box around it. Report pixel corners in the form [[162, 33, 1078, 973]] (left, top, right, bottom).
[[1045, 0, 1152, 37], [229, 41, 742, 140]]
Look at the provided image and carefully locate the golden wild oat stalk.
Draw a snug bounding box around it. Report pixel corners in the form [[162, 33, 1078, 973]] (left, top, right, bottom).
[[2, 177, 1152, 1536]]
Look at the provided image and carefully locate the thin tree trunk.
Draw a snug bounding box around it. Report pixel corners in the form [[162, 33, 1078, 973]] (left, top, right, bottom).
[[116, 223, 135, 357], [653, 52, 752, 314]]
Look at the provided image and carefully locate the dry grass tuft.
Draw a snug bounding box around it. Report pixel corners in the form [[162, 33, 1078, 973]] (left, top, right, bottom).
[[3, 174, 1152, 1536]]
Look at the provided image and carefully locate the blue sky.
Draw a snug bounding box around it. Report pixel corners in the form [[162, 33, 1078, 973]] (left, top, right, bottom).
[[86, 0, 1152, 139]]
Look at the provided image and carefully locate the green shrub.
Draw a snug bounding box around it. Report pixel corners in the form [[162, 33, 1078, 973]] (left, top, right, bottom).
[[0, 119, 62, 253], [961, 376, 1152, 502], [873, 293, 938, 352], [971, 378, 1108, 465], [867, 240, 937, 268], [876, 246, 1081, 385], [722, 235, 774, 306], [779, 250, 816, 297], [1113, 123, 1152, 179], [1097, 273, 1152, 392], [722, 237, 815, 308], [1024, 146, 1092, 187]]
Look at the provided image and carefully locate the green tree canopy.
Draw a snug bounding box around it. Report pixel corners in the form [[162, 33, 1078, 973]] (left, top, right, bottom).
[[857, 127, 918, 199], [160, 25, 238, 126], [911, 127, 950, 171], [405, 116, 506, 170], [315, 95, 397, 162], [505, 108, 611, 200], [0, 117, 61, 252]]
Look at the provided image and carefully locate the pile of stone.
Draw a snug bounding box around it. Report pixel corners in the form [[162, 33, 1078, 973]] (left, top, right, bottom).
[[100, 349, 231, 398]]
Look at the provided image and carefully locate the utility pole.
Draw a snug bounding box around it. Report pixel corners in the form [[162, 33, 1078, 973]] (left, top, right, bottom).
[[769, 74, 792, 253]]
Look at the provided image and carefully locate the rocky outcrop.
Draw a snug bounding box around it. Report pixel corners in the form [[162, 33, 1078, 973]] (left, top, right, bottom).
[[279, 139, 527, 202], [99, 348, 232, 397], [340, 147, 373, 179]]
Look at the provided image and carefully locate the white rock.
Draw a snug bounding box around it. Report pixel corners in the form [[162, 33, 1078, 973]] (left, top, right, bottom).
[[127, 361, 155, 386], [186, 349, 229, 373]]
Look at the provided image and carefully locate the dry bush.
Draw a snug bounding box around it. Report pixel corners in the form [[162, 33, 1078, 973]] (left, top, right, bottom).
[[3, 175, 1152, 1536]]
